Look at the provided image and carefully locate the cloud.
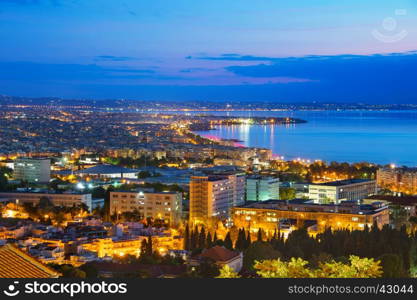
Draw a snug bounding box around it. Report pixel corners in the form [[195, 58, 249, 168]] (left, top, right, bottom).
[[1, 51, 417, 103], [94, 55, 137, 62], [186, 54, 275, 62], [224, 52, 417, 81], [179, 67, 218, 73], [0, 61, 157, 81]]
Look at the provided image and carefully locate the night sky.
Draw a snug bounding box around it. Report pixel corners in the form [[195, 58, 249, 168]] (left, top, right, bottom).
[[1, 0, 417, 103]]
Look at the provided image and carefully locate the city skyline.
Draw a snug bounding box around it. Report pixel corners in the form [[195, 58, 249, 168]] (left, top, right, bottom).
[[0, 0, 417, 102]]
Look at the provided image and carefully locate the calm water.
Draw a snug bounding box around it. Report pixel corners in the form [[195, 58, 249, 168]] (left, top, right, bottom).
[[190, 110, 417, 166]]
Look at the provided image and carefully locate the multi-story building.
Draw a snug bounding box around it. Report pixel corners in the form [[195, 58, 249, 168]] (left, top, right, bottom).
[[377, 167, 417, 194], [232, 199, 389, 235], [0, 191, 92, 210], [189, 174, 245, 224], [246, 176, 279, 201], [308, 179, 377, 204], [13, 158, 51, 183], [109, 191, 182, 225], [79, 235, 183, 258]]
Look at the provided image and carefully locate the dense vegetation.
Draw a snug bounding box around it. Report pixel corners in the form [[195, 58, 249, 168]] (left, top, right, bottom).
[[184, 224, 417, 278]]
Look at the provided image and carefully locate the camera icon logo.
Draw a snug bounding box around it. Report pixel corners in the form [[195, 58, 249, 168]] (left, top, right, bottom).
[[3, 281, 20, 297], [372, 9, 408, 43]]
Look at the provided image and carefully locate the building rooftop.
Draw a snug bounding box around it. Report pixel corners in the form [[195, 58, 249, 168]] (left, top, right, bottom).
[[0, 244, 60, 278], [76, 164, 138, 175], [366, 194, 417, 205], [200, 246, 240, 262], [236, 199, 387, 215], [311, 179, 374, 187]]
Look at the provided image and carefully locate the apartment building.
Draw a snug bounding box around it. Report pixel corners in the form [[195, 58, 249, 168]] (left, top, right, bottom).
[[232, 199, 389, 234], [109, 191, 182, 225], [308, 179, 377, 204], [13, 158, 51, 183], [189, 174, 245, 224], [0, 191, 92, 210], [246, 176, 279, 201], [377, 167, 417, 194]]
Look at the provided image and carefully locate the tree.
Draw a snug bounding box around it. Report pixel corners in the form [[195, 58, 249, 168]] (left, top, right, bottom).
[[216, 265, 241, 278], [316, 256, 382, 278], [257, 228, 263, 242], [140, 239, 148, 256], [245, 231, 252, 248], [0, 167, 12, 191], [379, 253, 405, 278], [279, 187, 296, 200], [146, 235, 153, 255], [254, 257, 312, 278], [235, 229, 246, 251], [243, 242, 281, 271], [206, 232, 213, 248], [183, 224, 190, 251], [91, 186, 106, 198], [191, 227, 199, 250], [198, 227, 206, 249], [254, 256, 382, 278], [198, 258, 220, 278], [223, 232, 233, 250]]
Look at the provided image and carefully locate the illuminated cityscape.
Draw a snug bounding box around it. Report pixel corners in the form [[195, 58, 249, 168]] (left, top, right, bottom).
[[0, 102, 417, 279], [1, 0, 417, 283]]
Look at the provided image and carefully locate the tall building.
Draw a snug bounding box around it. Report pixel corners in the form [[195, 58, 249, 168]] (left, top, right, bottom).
[[189, 174, 245, 224], [308, 179, 377, 204], [377, 167, 417, 194], [246, 176, 279, 201], [13, 158, 51, 183], [109, 191, 183, 225]]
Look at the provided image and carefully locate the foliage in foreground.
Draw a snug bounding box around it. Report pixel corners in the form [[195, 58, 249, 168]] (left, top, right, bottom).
[[253, 256, 382, 278]]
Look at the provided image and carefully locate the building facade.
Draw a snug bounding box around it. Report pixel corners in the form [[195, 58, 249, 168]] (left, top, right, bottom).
[[377, 167, 417, 195], [308, 179, 377, 204], [189, 174, 245, 224], [109, 191, 182, 225], [232, 199, 389, 235], [0, 192, 92, 210], [13, 158, 51, 183], [246, 176, 279, 201]]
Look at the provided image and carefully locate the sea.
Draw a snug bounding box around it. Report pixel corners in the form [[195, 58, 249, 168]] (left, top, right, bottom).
[[184, 110, 417, 166]]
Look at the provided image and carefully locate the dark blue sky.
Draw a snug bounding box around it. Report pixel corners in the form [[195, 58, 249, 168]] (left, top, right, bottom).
[[1, 0, 417, 103]]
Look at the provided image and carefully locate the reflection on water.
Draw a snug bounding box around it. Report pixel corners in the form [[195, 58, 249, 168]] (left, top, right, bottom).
[[192, 110, 417, 166]]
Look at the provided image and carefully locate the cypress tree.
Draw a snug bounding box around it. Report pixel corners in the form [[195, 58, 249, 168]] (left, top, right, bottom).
[[184, 224, 190, 251], [147, 235, 153, 255], [224, 232, 233, 250], [191, 227, 198, 250], [235, 229, 244, 250], [140, 239, 148, 256], [213, 231, 218, 243], [257, 228, 263, 242], [198, 226, 206, 249], [245, 231, 252, 248], [206, 232, 213, 248]]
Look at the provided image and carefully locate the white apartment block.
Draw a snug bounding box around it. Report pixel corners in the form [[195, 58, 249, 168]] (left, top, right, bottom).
[[308, 179, 377, 204], [13, 158, 51, 183]]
